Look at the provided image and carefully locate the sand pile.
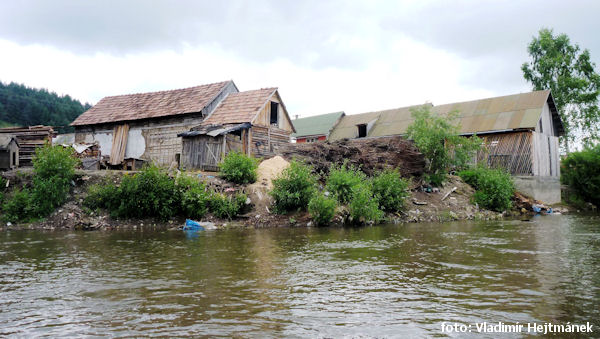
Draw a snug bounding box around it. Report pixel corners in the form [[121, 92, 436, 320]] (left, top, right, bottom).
[[247, 156, 290, 213]]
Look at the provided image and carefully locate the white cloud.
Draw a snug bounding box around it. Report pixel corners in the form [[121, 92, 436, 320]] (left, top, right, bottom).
[[0, 36, 502, 118]]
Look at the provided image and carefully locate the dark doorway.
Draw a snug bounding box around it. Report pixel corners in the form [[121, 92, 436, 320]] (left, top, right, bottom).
[[270, 102, 279, 125], [357, 124, 367, 138]]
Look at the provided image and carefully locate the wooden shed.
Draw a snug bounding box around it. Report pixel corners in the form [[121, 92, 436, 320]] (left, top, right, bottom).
[[0, 135, 19, 170], [178, 88, 295, 170]]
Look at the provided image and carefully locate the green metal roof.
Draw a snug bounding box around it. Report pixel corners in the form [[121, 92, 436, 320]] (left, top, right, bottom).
[[291, 111, 345, 138], [328, 90, 564, 141]]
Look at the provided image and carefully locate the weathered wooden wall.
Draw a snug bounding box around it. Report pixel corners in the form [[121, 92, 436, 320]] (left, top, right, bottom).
[[181, 135, 224, 171], [253, 91, 294, 132], [535, 101, 559, 137], [476, 132, 533, 175], [531, 131, 560, 177], [250, 125, 291, 157]]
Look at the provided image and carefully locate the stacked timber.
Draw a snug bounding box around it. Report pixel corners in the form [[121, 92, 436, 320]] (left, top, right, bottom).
[[0, 125, 55, 166], [277, 135, 425, 177]]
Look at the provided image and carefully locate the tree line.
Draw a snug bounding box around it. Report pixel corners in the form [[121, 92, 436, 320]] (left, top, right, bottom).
[[0, 81, 90, 132]]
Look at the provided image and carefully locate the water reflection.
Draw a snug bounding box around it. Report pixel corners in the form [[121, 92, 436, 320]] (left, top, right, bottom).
[[0, 215, 599, 337]]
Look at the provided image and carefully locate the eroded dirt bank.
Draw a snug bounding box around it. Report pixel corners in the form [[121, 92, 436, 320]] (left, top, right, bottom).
[[0, 136, 553, 231]]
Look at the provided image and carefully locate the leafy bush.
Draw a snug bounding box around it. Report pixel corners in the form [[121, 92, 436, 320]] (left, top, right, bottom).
[[113, 166, 178, 220], [209, 193, 247, 219], [84, 181, 119, 210], [308, 193, 337, 226], [459, 167, 514, 212], [406, 106, 481, 186], [1, 145, 79, 222], [370, 169, 410, 212], [270, 160, 317, 213], [219, 151, 259, 184], [348, 184, 383, 224], [326, 162, 366, 204], [561, 145, 600, 206], [177, 174, 210, 219], [30, 145, 80, 217], [2, 189, 32, 223]]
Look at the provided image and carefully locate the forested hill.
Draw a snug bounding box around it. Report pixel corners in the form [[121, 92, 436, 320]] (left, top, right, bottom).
[[0, 81, 91, 131]]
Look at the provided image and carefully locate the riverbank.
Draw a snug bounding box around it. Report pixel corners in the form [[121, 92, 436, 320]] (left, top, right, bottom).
[[1, 167, 529, 232]]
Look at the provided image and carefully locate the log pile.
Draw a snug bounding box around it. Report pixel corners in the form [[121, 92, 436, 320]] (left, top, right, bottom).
[[0, 125, 55, 166], [276, 136, 425, 177]]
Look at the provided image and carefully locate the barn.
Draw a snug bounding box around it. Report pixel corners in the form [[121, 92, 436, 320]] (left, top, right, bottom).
[[70, 81, 239, 167], [178, 88, 295, 171], [0, 135, 19, 170], [328, 90, 564, 204]]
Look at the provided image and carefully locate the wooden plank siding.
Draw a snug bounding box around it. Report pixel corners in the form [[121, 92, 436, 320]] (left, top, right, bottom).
[[475, 132, 533, 175], [531, 131, 560, 177]]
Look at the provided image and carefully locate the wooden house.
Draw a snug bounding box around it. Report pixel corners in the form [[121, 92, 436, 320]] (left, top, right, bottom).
[[0, 126, 55, 166], [70, 81, 239, 167], [178, 88, 295, 171], [292, 111, 345, 143], [328, 90, 564, 203], [0, 135, 19, 170]]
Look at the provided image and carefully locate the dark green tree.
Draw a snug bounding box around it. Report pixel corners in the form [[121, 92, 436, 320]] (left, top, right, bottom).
[[522, 28, 600, 151], [0, 81, 89, 132]]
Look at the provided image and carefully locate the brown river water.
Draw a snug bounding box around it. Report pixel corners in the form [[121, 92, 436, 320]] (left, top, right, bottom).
[[1, 214, 599, 338]]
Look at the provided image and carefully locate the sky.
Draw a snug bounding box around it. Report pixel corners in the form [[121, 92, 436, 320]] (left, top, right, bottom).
[[0, 0, 599, 118]]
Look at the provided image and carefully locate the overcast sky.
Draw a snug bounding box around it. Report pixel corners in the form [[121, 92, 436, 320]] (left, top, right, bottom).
[[0, 0, 599, 117]]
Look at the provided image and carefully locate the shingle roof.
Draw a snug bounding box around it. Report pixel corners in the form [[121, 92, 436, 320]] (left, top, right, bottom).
[[201, 88, 277, 125], [329, 90, 564, 141], [291, 112, 345, 138], [71, 81, 232, 126]]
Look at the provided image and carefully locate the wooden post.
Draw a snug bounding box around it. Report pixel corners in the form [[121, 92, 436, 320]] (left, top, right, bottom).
[[247, 128, 252, 156], [222, 134, 227, 159]]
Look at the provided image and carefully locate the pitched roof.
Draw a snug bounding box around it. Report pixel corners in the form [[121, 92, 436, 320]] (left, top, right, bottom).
[[291, 112, 345, 138], [328, 90, 564, 141], [201, 88, 277, 125], [328, 105, 429, 141], [0, 135, 18, 150], [431, 90, 563, 135], [71, 81, 232, 126]]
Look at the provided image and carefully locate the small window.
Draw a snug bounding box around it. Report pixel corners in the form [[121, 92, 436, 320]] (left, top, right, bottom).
[[270, 102, 279, 125], [539, 119, 543, 133], [12, 151, 16, 166], [357, 124, 367, 138]]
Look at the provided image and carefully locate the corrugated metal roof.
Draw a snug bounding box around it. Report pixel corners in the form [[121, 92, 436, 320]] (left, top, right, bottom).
[[328, 90, 563, 141], [71, 81, 232, 126], [328, 104, 431, 141], [291, 111, 345, 138]]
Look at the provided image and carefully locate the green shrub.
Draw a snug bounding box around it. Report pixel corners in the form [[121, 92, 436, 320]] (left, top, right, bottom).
[[270, 160, 317, 213], [459, 167, 514, 212], [326, 162, 366, 204], [177, 174, 210, 219], [113, 165, 178, 220], [1, 145, 79, 222], [2, 189, 33, 223], [219, 151, 259, 184], [84, 181, 119, 210], [308, 193, 337, 226], [370, 169, 410, 212], [209, 192, 247, 219], [561, 145, 600, 206], [33, 144, 79, 181], [406, 106, 481, 186], [348, 184, 383, 224]]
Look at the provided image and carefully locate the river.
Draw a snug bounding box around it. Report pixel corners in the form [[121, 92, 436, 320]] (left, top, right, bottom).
[[1, 214, 599, 337]]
